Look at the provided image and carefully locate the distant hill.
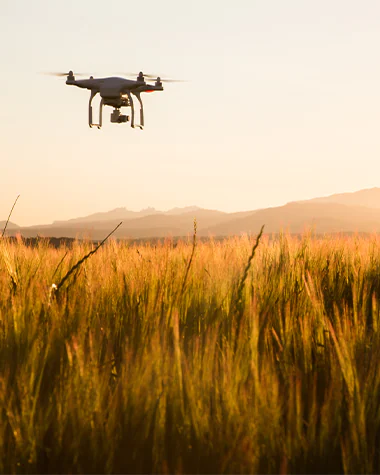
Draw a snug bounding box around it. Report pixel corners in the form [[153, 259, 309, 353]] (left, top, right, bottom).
[[165, 206, 202, 215], [18, 209, 232, 239], [0, 221, 20, 231], [49, 206, 204, 228], [203, 202, 380, 236], [296, 187, 380, 208], [51, 207, 161, 226], [7, 188, 380, 239]]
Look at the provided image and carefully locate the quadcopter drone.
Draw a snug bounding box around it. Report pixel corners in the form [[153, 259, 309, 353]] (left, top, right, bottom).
[[49, 71, 182, 129]]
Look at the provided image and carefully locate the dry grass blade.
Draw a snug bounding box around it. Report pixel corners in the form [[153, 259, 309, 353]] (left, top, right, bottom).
[[52, 251, 68, 281], [180, 218, 197, 295], [2, 195, 20, 238], [234, 224, 265, 312], [54, 221, 123, 293]]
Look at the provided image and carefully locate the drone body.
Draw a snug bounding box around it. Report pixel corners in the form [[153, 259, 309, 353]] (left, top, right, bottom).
[[65, 71, 164, 129]]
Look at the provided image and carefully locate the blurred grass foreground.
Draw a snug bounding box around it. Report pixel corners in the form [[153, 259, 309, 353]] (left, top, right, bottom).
[[1, 229, 380, 473]]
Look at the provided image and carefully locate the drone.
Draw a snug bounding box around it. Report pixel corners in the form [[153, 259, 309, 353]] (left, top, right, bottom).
[[48, 71, 183, 129]]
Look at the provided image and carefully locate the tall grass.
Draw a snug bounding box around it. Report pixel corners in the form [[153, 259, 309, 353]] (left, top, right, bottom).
[[1, 231, 380, 473]]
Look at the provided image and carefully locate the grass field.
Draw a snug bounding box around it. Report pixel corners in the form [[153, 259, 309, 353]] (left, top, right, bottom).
[[1, 228, 380, 473]]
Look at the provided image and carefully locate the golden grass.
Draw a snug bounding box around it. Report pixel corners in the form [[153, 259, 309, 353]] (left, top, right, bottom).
[[1, 231, 380, 473]]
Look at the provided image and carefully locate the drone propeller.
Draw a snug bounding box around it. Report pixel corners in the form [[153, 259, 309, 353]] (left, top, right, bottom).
[[42, 71, 90, 77], [156, 78, 187, 83], [121, 72, 187, 83]]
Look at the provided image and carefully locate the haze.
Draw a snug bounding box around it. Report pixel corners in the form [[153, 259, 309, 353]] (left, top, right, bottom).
[[1, 0, 380, 226]]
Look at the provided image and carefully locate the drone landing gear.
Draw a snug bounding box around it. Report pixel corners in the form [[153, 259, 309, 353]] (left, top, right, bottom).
[[87, 91, 145, 129], [126, 91, 144, 129], [89, 91, 103, 129]]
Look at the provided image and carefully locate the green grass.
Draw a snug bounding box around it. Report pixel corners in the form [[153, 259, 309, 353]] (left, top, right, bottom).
[[1, 230, 380, 473]]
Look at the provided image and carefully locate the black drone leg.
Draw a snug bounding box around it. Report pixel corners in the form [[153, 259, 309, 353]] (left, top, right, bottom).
[[89, 91, 96, 128], [126, 91, 135, 128], [88, 91, 102, 129], [98, 99, 103, 129], [134, 92, 144, 129]]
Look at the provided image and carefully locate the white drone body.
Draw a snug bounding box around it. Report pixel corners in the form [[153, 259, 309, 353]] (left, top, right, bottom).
[[65, 71, 164, 129]]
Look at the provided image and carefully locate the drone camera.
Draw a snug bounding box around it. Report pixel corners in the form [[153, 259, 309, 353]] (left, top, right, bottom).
[[110, 109, 129, 123]]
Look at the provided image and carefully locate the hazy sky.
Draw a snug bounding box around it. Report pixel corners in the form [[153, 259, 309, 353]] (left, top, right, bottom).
[[1, 0, 380, 226]]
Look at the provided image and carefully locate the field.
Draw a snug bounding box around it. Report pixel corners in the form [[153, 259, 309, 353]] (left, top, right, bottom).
[[1, 228, 380, 473]]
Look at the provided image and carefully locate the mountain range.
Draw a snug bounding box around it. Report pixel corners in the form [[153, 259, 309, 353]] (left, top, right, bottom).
[[4, 188, 380, 239]]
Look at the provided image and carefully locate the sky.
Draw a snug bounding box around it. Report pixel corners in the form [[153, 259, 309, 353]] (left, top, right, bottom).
[[1, 0, 380, 226]]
